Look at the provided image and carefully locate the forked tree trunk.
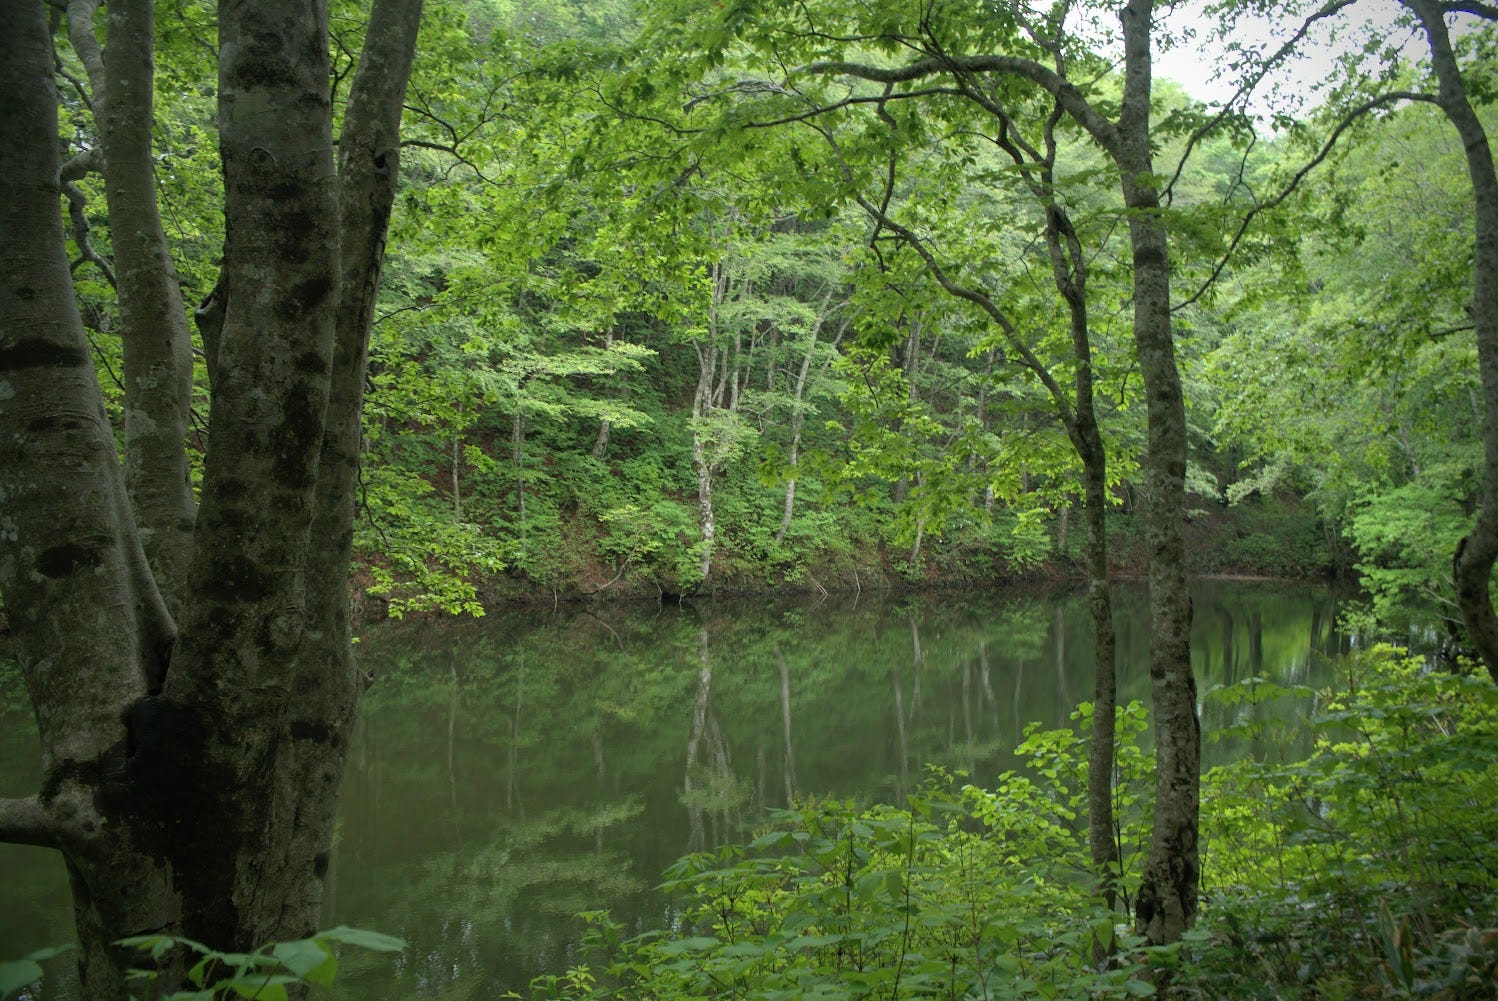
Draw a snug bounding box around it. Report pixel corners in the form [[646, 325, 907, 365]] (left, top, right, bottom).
[[0, 10, 177, 992], [0, 0, 421, 992]]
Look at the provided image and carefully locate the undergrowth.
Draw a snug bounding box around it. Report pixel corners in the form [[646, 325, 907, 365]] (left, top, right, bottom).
[[504, 644, 1497, 1000]]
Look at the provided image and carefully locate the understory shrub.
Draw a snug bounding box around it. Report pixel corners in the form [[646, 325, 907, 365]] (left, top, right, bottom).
[[1186, 645, 1498, 999], [506, 645, 1495, 1001]]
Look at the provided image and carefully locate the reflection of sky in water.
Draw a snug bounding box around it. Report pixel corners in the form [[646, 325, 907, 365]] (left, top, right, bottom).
[[0, 580, 1349, 999]]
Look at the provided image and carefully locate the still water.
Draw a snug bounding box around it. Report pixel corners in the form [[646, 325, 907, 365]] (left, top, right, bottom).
[[0, 580, 1349, 997]]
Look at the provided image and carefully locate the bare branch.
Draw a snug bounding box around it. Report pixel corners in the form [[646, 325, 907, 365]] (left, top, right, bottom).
[[62, 177, 117, 289], [1445, 1, 1498, 18]]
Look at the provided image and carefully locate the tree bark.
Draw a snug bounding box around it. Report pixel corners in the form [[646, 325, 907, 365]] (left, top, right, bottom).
[[66, 0, 199, 611], [1407, 0, 1498, 686], [0, 0, 421, 989], [1118, 0, 1200, 948], [1, 5, 178, 994]]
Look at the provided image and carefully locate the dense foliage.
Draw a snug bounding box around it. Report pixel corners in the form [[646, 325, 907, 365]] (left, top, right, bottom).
[[22, 0, 1493, 631], [7, 0, 1498, 997]]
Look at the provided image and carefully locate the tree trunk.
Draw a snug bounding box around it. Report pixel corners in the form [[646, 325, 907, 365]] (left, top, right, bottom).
[[0, 9, 178, 992], [67, 0, 198, 610], [1119, 0, 1200, 948], [0, 0, 421, 991], [1408, 0, 1498, 686]]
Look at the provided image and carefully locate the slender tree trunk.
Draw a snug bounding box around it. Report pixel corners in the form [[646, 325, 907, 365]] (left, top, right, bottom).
[[1119, 0, 1200, 947], [777, 310, 844, 545], [1409, 0, 1498, 686], [67, 0, 198, 610]]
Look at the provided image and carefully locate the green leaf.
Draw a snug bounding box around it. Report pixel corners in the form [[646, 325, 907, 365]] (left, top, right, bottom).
[[314, 927, 406, 953], [0, 960, 43, 1000], [117, 935, 211, 961], [271, 940, 337, 986], [226, 974, 295, 1001]]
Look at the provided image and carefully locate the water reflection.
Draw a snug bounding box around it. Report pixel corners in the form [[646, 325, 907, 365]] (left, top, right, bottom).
[[0, 580, 1349, 999]]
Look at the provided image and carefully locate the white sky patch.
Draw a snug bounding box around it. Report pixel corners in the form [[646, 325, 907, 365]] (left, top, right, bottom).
[[1152, 1, 1431, 111]]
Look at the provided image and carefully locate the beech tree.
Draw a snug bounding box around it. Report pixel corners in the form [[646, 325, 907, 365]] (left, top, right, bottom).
[[633, 0, 1199, 943], [0, 0, 420, 994]]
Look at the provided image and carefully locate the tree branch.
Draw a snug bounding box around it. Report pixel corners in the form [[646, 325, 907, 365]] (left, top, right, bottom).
[[1163, 0, 1361, 203], [1172, 90, 1435, 312], [1445, 1, 1498, 18], [0, 795, 59, 849], [798, 53, 1121, 156], [62, 177, 117, 289]]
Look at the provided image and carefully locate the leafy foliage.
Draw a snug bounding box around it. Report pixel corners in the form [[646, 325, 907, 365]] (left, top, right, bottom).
[[1189, 645, 1498, 999], [486, 644, 1497, 1001]]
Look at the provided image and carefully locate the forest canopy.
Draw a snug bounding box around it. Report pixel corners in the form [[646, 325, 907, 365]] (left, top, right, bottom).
[[2, 0, 1497, 998]]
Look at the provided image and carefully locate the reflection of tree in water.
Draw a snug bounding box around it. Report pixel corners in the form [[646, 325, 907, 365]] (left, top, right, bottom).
[[683, 626, 749, 852], [777, 648, 797, 805], [308, 582, 1347, 999], [390, 800, 647, 999]]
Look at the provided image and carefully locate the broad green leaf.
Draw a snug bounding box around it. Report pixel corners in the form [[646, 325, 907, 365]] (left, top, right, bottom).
[[0, 961, 43, 1000], [314, 927, 406, 953], [271, 940, 337, 986]]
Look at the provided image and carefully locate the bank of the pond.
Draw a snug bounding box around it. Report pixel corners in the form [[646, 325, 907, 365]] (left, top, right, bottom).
[[351, 497, 1349, 618]]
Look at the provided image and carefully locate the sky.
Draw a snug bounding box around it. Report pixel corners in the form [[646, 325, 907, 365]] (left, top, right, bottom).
[[1151, 1, 1431, 109]]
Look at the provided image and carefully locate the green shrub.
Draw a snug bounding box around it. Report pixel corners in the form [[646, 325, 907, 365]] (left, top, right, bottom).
[[1188, 646, 1498, 999]]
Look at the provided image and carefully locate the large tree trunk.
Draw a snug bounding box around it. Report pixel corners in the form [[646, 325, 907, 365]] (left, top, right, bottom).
[[1119, 0, 1200, 948], [0, 0, 421, 991], [0, 8, 178, 993], [66, 0, 198, 610], [1407, 0, 1498, 687]]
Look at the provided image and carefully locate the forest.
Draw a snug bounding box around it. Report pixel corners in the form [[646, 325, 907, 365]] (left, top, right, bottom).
[[0, 0, 1495, 998]]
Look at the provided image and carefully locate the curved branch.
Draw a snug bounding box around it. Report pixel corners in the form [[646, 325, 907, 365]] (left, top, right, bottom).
[[62, 177, 116, 288], [799, 53, 1121, 156], [1172, 90, 1435, 312], [1445, 1, 1498, 18], [63, 0, 106, 96]]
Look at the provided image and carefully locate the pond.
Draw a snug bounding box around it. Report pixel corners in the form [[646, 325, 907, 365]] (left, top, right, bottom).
[[0, 579, 1351, 998]]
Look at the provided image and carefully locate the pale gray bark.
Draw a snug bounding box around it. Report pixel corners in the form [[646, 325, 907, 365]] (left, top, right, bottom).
[[775, 306, 843, 545], [691, 260, 737, 582], [67, 0, 198, 610], [1406, 0, 1498, 686]]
